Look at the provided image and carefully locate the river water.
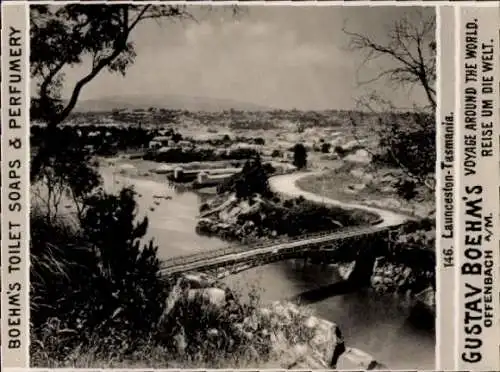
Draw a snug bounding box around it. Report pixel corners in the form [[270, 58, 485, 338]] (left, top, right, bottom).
[[102, 169, 435, 370]]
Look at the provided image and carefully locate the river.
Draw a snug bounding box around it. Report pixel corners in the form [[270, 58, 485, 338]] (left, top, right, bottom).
[[101, 168, 435, 370]]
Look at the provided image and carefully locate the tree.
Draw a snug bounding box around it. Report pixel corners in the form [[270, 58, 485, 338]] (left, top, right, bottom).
[[254, 137, 265, 145], [292, 143, 307, 169], [218, 156, 272, 199], [30, 4, 194, 177], [344, 10, 436, 191], [343, 9, 436, 111], [395, 179, 418, 201], [31, 4, 193, 127], [31, 129, 101, 223], [31, 187, 167, 350]]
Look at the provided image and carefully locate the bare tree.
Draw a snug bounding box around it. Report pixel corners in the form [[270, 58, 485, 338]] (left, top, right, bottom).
[[343, 9, 436, 111], [343, 10, 436, 193]]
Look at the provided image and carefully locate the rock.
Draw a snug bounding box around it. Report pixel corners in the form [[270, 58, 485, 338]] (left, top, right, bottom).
[[173, 330, 187, 354], [182, 272, 215, 289], [304, 315, 319, 329], [344, 149, 372, 164], [200, 287, 227, 307], [207, 328, 219, 338], [338, 347, 378, 369], [352, 183, 367, 191], [349, 168, 365, 179]]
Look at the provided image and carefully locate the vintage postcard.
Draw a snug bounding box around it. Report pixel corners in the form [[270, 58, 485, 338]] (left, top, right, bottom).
[[1, 0, 499, 371]]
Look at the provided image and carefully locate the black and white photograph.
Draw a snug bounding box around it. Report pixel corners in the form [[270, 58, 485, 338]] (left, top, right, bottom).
[[29, 3, 437, 369]]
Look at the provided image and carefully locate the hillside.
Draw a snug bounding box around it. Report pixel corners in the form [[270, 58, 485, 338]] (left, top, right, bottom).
[[74, 94, 273, 112]]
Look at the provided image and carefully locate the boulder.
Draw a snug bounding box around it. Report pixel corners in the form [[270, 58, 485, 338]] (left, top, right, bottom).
[[199, 287, 227, 307], [338, 347, 380, 370], [344, 149, 372, 164], [182, 272, 215, 289], [349, 168, 365, 179], [344, 186, 358, 194], [352, 183, 367, 191], [380, 185, 397, 193]]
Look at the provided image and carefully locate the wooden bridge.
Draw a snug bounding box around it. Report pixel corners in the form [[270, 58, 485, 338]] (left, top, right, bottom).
[[160, 222, 404, 278]]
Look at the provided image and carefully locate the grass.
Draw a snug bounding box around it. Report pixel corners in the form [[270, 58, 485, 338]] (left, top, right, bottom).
[[30, 201, 339, 369], [31, 287, 336, 369], [296, 162, 434, 218], [31, 342, 270, 368]]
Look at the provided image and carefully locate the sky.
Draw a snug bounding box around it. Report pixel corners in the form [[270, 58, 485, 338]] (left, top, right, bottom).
[[58, 5, 435, 111]]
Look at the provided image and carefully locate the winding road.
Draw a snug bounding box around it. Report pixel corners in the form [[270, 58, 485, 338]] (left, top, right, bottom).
[[161, 171, 413, 276], [269, 171, 411, 228]]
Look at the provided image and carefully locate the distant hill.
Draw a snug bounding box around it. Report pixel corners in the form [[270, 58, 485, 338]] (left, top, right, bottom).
[[74, 94, 272, 112]]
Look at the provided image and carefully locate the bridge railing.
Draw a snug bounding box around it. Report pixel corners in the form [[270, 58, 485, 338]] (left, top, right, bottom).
[[160, 223, 401, 271], [159, 229, 344, 269]]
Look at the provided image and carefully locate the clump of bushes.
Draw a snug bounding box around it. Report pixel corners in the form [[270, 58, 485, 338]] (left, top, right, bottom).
[[30, 187, 168, 362], [217, 156, 274, 198], [144, 146, 259, 164], [237, 197, 377, 238], [30, 184, 278, 368]]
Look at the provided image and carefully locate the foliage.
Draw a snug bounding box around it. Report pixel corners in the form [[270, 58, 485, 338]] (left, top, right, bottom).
[[292, 143, 307, 169], [334, 146, 346, 157], [229, 119, 276, 131], [372, 111, 436, 183], [199, 192, 379, 241], [271, 149, 282, 158], [30, 3, 193, 180], [217, 156, 273, 198], [240, 198, 364, 238], [31, 128, 102, 222], [385, 219, 436, 291], [395, 179, 418, 201], [345, 9, 436, 192], [30, 186, 167, 358], [144, 147, 259, 164], [320, 143, 331, 153], [30, 4, 191, 127]]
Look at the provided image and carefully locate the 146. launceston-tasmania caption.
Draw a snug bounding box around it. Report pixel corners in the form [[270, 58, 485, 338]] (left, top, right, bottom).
[[1, 1, 499, 371]]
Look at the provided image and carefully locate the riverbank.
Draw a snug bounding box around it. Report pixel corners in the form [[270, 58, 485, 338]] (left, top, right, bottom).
[[33, 270, 355, 369], [102, 157, 434, 312], [269, 171, 435, 298], [196, 191, 380, 243], [95, 159, 434, 369]]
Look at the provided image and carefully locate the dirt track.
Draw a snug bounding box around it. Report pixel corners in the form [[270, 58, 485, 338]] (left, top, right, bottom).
[[269, 171, 411, 228]]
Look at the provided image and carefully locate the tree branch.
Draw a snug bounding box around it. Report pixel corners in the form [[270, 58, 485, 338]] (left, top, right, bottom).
[[50, 6, 144, 127]]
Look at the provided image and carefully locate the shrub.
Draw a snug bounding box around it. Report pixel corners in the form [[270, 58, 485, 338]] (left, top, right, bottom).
[[217, 156, 272, 198], [30, 187, 167, 359], [334, 146, 346, 157], [271, 149, 282, 158], [320, 143, 331, 153], [292, 143, 307, 169]]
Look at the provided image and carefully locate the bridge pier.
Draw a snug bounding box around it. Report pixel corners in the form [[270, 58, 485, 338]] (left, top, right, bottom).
[[347, 253, 377, 287]]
